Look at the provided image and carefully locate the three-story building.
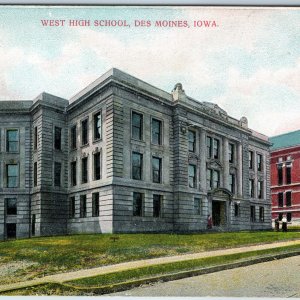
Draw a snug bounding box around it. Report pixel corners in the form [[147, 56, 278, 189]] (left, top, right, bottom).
[[0, 68, 272, 239]]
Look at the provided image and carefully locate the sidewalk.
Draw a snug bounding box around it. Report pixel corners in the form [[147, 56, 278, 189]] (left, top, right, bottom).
[[1, 239, 299, 293]]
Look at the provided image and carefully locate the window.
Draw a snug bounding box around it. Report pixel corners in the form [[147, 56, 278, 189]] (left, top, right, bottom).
[[257, 154, 263, 171], [188, 130, 196, 152], [188, 164, 196, 188], [34, 126, 38, 150], [81, 119, 88, 145], [213, 139, 219, 159], [132, 152, 143, 180], [234, 203, 240, 217], [248, 151, 253, 169], [229, 174, 235, 194], [6, 164, 18, 188], [213, 170, 220, 188], [132, 112, 143, 140], [34, 162, 37, 187], [278, 192, 283, 207], [80, 195, 87, 218], [258, 181, 263, 199], [152, 118, 162, 145], [133, 192, 143, 216], [69, 197, 75, 218], [94, 111, 102, 140], [71, 125, 77, 149], [54, 162, 61, 187], [153, 194, 162, 218], [94, 152, 101, 180], [277, 164, 283, 185], [207, 169, 220, 190], [81, 157, 88, 184], [207, 137, 219, 159], [278, 213, 283, 221], [70, 161, 77, 186], [6, 129, 19, 152], [249, 179, 254, 198], [54, 127, 62, 150], [229, 143, 234, 163], [287, 212, 292, 222], [6, 224, 16, 239], [207, 169, 212, 189], [286, 162, 291, 184], [194, 197, 201, 215], [6, 198, 17, 215], [250, 205, 256, 222], [152, 157, 162, 183], [206, 136, 212, 158], [92, 192, 100, 217], [286, 191, 292, 207], [259, 207, 264, 222]]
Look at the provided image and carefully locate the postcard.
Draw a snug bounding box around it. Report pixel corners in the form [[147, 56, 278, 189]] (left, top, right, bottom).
[[0, 4, 299, 298]]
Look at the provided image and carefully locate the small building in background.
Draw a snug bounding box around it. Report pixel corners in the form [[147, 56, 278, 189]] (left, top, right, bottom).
[[270, 130, 300, 225]]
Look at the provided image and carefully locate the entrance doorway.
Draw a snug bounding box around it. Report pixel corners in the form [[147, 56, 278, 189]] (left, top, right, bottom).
[[212, 201, 226, 226], [6, 223, 16, 239]]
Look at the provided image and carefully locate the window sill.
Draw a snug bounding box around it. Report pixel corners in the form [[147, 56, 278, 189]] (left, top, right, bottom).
[[131, 138, 146, 144], [80, 143, 90, 149], [93, 138, 102, 144], [151, 143, 163, 147]]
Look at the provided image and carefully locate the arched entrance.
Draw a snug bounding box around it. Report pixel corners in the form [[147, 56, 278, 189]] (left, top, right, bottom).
[[208, 188, 232, 227]]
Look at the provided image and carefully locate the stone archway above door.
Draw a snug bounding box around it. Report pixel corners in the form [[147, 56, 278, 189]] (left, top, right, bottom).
[[208, 188, 233, 201]]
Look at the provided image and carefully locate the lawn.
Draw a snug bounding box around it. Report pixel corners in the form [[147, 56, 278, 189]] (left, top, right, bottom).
[[0, 231, 299, 285], [3, 244, 300, 296]]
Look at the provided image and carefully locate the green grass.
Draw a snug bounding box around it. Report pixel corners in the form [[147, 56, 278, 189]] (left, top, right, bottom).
[[68, 244, 300, 288], [0, 231, 299, 285], [288, 225, 300, 231], [3, 244, 300, 296]]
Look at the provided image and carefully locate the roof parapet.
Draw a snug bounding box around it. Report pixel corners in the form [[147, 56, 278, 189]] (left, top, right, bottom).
[[0, 100, 33, 112], [250, 129, 269, 142], [33, 92, 69, 108]]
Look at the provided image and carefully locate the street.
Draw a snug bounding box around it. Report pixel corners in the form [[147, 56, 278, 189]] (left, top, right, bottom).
[[108, 255, 300, 297]]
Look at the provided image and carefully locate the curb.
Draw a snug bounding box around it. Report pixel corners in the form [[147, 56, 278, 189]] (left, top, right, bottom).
[[1, 250, 299, 295]]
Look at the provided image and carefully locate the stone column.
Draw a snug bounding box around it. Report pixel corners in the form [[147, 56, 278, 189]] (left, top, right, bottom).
[[199, 129, 207, 191], [237, 142, 243, 197], [223, 137, 229, 190], [199, 129, 208, 216], [254, 150, 258, 199], [263, 153, 267, 199]]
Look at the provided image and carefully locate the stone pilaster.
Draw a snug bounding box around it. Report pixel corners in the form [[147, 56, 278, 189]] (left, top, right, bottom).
[[199, 129, 207, 191], [223, 137, 229, 189], [237, 142, 243, 197]]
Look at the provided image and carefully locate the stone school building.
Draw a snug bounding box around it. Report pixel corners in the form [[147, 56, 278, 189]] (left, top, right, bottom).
[[0, 68, 272, 240]]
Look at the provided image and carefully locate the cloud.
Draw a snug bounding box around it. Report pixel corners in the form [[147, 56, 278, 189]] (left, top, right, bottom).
[[227, 59, 300, 96], [0, 6, 299, 139], [214, 58, 300, 136], [0, 44, 25, 99]]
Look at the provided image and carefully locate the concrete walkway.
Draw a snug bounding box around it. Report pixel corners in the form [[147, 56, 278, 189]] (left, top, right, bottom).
[[0, 239, 300, 293]]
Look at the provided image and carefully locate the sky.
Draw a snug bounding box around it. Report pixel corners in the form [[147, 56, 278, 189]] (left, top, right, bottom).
[[0, 6, 299, 137]]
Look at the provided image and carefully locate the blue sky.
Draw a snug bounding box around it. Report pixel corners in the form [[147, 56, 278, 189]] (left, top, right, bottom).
[[0, 6, 299, 136]]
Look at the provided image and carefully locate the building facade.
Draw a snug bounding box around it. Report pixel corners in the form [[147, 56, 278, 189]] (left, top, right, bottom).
[[270, 130, 300, 225], [0, 68, 272, 240]]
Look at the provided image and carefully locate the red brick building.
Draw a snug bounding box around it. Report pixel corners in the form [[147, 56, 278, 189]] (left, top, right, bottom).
[[270, 130, 300, 225]]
